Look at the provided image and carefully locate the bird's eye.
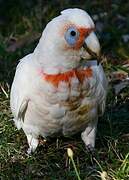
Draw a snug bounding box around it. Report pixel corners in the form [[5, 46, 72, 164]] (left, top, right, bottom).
[[65, 27, 79, 46], [70, 30, 76, 36]]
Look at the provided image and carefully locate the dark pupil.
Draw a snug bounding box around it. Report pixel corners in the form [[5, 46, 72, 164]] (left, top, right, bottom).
[[70, 30, 76, 36]]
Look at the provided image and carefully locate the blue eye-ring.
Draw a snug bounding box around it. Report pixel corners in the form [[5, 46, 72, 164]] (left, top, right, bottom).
[[65, 27, 79, 46]]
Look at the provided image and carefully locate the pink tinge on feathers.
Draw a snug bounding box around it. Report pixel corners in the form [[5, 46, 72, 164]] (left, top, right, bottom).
[[42, 67, 93, 87]]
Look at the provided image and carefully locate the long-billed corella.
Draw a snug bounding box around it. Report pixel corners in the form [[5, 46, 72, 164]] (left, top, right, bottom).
[[10, 8, 108, 154]]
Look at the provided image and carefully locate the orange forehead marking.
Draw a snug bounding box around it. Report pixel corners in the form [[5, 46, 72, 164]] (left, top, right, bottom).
[[43, 68, 93, 87], [74, 27, 94, 50]]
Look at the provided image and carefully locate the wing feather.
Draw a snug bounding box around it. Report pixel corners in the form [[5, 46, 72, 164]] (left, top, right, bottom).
[[10, 54, 33, 129], [86, 60, 108, 116]]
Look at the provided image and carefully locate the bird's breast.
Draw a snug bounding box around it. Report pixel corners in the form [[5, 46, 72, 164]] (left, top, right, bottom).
[[33, 66, 98, 136], [38, 67, 95, 104]]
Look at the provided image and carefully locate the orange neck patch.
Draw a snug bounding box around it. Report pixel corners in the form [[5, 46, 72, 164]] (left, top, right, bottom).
[[43, 67, 93, 87]]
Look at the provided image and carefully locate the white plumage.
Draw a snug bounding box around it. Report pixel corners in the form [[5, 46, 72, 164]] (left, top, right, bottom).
[[10, 8, 108, 153]]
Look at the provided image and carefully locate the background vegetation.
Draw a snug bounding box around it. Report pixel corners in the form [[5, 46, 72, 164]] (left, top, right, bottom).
[[0, 0, 129, 179]]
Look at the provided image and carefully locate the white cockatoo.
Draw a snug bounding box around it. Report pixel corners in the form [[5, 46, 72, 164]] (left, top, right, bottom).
[[10, 8, 108, 153]]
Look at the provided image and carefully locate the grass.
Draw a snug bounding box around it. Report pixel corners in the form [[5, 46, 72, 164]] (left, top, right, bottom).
[[0, 0, 129, 179]]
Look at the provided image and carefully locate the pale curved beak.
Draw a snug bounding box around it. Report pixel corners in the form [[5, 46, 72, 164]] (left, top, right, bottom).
[[83, 32, 101, 59]]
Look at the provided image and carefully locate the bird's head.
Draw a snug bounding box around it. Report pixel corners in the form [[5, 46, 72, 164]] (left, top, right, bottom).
[[35, 8, 100, 74]]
